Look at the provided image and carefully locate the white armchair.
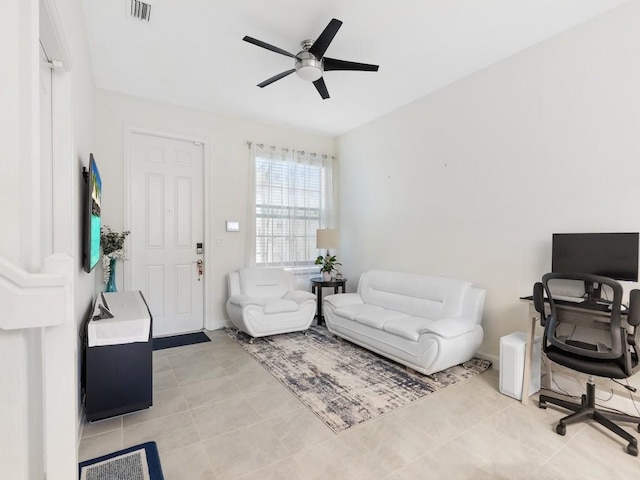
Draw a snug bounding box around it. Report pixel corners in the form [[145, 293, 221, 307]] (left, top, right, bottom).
[[226, 268, 316, 340]]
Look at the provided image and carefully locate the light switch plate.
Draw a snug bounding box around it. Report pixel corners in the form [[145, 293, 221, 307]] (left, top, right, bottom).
[[226, 221, 239, 232]]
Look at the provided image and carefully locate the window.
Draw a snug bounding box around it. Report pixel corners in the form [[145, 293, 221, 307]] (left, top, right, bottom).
[[251, 144, 334, 272]]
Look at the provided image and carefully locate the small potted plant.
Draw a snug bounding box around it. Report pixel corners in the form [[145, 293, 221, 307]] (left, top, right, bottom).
[[101, 226, 130, 292], [315, 254, 341, 281]]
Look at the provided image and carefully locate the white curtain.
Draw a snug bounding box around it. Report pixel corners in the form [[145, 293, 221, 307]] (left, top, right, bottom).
[[246, 142, 334, 276]]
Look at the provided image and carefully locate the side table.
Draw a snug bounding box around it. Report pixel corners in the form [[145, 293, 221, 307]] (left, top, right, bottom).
[[310, 277, 347, 326]]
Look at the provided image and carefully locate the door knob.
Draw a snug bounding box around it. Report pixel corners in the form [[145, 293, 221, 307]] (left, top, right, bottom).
[[196, 260, 204, 280]]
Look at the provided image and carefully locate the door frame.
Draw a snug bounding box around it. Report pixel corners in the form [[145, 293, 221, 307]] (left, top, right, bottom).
[[123, 126, 212, 331]]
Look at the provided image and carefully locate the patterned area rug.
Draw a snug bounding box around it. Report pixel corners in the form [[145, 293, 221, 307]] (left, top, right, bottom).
[[228, 327, 492, 433], [79, 441, 164, 480]]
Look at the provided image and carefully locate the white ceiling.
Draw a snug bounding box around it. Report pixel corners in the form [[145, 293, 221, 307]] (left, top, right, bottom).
[[82, 0, 629, 136]]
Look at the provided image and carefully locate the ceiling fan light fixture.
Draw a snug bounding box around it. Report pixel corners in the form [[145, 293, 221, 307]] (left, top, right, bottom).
[[243, 19, 379, 98], [295, 52, 323, 82]]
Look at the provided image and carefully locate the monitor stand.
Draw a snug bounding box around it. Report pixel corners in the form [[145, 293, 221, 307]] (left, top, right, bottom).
[[584, 280, 611, 305]]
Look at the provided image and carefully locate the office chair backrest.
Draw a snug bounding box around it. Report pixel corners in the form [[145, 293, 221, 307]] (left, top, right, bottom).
[[629, 290, 640, 328], [541, 272, 624, 361], [532, 281, 546, 326], [626, 290, 640, 357]]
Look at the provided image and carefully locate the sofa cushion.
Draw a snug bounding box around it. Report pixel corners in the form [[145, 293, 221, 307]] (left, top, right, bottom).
[[382, 319, 422, 341], [358, 270, 471, 320], [383, 316, 477, 341], [354, 309, 409, 330], [324, 293, 363, 309], [417, 319, 477, 339], [334, 303, 384, 321], [263, 299, 300, 314]]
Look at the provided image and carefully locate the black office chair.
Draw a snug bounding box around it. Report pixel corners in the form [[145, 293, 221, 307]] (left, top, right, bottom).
[[533, 272, 640, 456]]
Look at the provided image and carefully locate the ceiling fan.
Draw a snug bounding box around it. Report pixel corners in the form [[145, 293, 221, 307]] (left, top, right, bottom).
[[243, 18, 379, 100]]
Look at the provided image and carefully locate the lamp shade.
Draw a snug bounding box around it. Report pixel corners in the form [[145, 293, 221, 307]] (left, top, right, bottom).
[[317, 229, 338, 250]]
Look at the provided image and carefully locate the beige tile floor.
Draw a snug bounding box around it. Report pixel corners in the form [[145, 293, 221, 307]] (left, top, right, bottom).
[[79, 329, 640, 479]]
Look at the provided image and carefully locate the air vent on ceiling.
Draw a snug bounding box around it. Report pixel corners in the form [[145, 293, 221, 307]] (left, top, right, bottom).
[[130, 0, 152, 22]]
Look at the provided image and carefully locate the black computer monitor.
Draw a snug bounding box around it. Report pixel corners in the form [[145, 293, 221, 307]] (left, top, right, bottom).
[[552, 232, 639, 302]]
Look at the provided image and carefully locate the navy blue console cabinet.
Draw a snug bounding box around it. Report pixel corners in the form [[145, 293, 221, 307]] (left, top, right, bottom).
[[83, 291, 153, 422]]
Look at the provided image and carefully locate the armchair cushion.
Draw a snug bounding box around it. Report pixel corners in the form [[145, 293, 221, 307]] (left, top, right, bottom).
[[238, 267, 293, 300], [263, 299, 300, 314], [228, 294, 265, 308], [283, 290, 316, 304]]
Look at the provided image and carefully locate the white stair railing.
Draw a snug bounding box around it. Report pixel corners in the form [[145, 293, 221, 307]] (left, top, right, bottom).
[[0, 253, 76, 479], [0, 254, 70, 330]]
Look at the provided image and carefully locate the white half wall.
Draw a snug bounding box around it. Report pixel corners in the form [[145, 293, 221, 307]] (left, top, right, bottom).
[[336, 1, 640, 359], [94, 89, 335, 328]]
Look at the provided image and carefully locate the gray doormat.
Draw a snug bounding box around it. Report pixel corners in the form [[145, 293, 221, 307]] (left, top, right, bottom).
[[79, 441, 164, 480]]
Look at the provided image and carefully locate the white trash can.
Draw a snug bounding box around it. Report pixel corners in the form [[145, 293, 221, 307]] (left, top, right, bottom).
[[499, 332, 541, 400]]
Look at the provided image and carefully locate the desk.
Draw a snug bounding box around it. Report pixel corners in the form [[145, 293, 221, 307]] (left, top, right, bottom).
[[311, 277, 347, 326], [520, 297, 623, 405]]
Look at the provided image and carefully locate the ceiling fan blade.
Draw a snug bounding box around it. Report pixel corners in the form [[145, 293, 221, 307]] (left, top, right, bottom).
[[313, 77, 330, 99], [323, 57, 379, 72], [257, 69, 296, 88], [308, 19, 343, 59], [243, 36, 296, 58]]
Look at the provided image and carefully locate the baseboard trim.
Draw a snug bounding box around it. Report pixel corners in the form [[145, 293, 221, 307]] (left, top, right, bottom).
[[476, 350, 499, 370], [205, 319, 232, 331]]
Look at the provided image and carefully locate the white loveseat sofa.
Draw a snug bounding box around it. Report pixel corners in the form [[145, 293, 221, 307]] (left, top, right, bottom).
[[323, 270, 486, 375], [226, 268, 316, 340]]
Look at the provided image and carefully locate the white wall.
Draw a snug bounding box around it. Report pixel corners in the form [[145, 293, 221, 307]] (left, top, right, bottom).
[[94, 89, 335, 326], [0, 1, 31, 478], [54, 0, 98, 441], [0, 0, 95, 477], [336, 0, 640, 360]]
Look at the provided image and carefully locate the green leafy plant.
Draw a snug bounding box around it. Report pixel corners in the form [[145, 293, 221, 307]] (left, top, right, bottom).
[[100, 226, 130, 284], [100, 226, 130, 257], [315, 254, 341, 274]]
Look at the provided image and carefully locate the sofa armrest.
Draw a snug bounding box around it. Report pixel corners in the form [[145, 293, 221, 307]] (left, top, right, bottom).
[[324, 293, 363, 309], [464, 287, 486, 325], [417, 318, 477, 339], [283, 290, 316, 304], [228, 295, 265, 308]]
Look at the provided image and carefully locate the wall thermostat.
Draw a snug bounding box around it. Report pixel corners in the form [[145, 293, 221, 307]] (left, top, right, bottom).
[[226, 221, 240, 232]]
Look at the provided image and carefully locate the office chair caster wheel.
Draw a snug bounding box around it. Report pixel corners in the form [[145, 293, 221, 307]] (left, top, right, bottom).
[[627, 443, 638, 456], [556, 423, 566, 436]]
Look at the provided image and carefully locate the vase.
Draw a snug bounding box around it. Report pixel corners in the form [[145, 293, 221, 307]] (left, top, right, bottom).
[[105, 257, 117, 292], [322, 271, 332, 281]]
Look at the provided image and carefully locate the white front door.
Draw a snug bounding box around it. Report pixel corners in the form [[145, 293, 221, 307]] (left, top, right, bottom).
[[130, 132, 205, 336]]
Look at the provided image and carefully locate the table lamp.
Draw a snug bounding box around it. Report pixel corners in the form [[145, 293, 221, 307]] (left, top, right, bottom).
[[316, 229, 340, 280], [316, 229, 338, 256]]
